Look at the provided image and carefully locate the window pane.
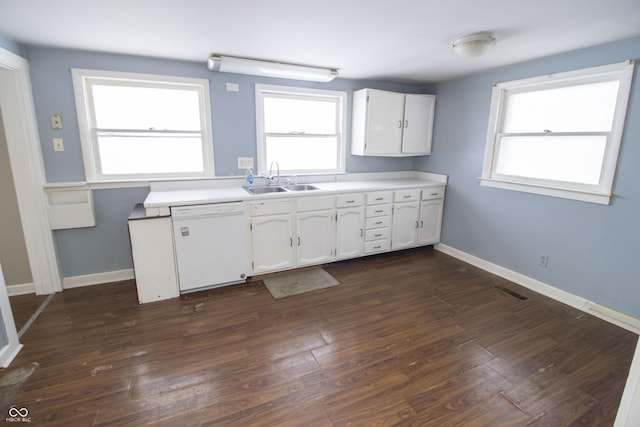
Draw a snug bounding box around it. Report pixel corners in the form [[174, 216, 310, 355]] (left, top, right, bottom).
[[264, 97, 336, 134], [97, 132, 204, 175], [92, 85, 201, 131], [495, 135, 606, 184], [266, 136, 337, 171], [503, 81, 619, 133]]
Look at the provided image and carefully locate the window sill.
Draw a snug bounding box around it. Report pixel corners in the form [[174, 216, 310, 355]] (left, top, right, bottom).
[[479, 178, 612, 205]]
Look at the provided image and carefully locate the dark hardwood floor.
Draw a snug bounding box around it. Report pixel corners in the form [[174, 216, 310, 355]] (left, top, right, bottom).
[[2, 248, 637, 426]]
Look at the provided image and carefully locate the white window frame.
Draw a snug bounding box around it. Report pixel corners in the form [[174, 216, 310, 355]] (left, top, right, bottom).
[[72, 69, 215, 182], [255, 84, 347, 176], [480, 60, 634, 205]]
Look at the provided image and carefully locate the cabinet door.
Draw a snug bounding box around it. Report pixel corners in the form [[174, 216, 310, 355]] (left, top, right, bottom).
[[417, 200, 444, 245], [402, 94, 436, 154], [251, 214, 295, 274], [391, 202, 419, 250], [297, 210, 335, 266], [336, 206, 365, 259], [364, 90, 405, 154], [129, 217, 179, 303]]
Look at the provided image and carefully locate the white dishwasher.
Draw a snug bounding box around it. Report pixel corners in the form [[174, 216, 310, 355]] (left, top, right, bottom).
[[171, 202, 248, 293]]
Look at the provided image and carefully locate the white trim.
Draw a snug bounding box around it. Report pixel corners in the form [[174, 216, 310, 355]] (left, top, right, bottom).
[[6, 282, 36, 296], [615, 337, 640, 426], [0, 265, 23, 367], [71, 68, 215, 182], [63, 268, 134, 289], [481, 60, 634, 205], [480, 178, 611, 205], [255, 83, 348, 176], [0, 47, 62, 295], [434, 243, 640, 334]]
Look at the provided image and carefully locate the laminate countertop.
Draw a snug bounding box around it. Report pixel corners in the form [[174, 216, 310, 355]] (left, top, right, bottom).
[[143, 177, 446, 209]]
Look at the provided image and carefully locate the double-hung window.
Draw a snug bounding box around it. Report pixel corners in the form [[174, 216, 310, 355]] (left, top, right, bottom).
[[481, 60, 634, 204], [255, 84, 347, 175], [72, 69, 214, 182]]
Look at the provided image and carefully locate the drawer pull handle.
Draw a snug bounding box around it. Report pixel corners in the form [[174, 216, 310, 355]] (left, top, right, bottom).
[[375, 197, 384, 201], [346, 200, 355, 203], [374, 233, 382, 237], [374, 245, 381, 249], [430, 192, 438, 196], [360, 228, 363, 237], [290, 237, 293, 246], [375, 210, 383, 213], [375, 221, 383, 225], [403, 195, 412, 198], [297, 236, 301, 246]]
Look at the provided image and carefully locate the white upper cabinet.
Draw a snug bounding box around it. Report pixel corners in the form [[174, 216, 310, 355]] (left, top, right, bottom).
[[351, 89, 436, 156]]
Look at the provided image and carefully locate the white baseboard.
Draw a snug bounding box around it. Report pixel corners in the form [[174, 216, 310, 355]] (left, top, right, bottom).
[[434, 243, 640, 335], [63, 268, 135, 289], [6, 282, 36, 296], [0, 342, 23, 368]]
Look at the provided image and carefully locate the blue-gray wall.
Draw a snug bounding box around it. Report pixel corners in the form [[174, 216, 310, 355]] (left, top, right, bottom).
[[26, 46, 431, 278], [417, 37, 640, 318], [23, 38, 640, 319], [0, 32, 25, 57]]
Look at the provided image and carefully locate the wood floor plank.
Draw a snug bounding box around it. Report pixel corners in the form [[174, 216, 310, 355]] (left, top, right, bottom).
[[2, 247, 636, 426]]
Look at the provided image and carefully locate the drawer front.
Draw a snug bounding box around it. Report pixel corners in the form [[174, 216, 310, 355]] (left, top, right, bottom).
[[366, 191, 392, 205], [365, 239, 390, 254], [365, 227, 389, 242], [366, 204, 391, 217], [394, 189, 421, 202], [296, 196, 335, 212], [422, 187, 446, 200], [366, 216, 390, 229], [249, 199, 295, 216], [336, 193, 365, 208]]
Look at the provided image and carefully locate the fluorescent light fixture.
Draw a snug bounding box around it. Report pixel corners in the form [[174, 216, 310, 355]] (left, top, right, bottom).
[[207, 55, 338, 82], [452, 33, 496, 58]]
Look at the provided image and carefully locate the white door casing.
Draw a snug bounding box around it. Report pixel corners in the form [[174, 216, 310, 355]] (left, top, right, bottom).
[[0, 47, 61, 295]]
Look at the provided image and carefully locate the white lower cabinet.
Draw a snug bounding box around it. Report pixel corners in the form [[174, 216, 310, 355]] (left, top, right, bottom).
[[335, 193, 365, 259], [391, 187, 445, 250], [418, 200, 443, 245], [248, 186, 444, 275], [296, 209, 335, 266], [251, 213, 295, 274], [249, 197, 335, 274]]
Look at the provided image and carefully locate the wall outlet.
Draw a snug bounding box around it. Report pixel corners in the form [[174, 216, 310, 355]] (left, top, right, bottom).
[[538, 254, 549, 268], [237, 157, 254, 169]]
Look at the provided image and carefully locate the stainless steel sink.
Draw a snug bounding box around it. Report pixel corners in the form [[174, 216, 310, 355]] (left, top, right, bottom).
[[243, 185, 288, 194], [284, 184, 319, 191]]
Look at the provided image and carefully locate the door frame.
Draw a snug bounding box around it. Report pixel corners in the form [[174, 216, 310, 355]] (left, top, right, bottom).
[[0, 47, 61, 295]]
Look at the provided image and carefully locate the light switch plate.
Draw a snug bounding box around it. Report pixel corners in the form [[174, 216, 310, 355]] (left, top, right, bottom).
[[226, 82, 240, 92], [53, 138, 64, 152]]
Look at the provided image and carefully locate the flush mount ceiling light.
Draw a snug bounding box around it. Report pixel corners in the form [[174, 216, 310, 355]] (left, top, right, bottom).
[[452, 33, 496, 58], [207, 54, 338, 82]]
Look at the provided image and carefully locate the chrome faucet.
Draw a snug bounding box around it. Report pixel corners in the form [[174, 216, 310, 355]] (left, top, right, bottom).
[[268, 161, 280, 185]]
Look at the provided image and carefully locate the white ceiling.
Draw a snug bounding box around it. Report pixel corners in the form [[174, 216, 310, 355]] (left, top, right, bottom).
[[1, 0, 639, 84]]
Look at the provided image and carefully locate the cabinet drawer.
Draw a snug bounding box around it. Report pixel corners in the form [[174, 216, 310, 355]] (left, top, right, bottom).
[[249, 199, 295, 216], [366, 216, 390, 229], [336, 193, 364, 208], [394, 189, 421, 202], [296, 196, 335, 212], [365, 227, 389, 242], [422, 187, 445, 200], [366, 204, 391, 217], [365, 239, 390, 254], [366, 191, 392, 205]]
